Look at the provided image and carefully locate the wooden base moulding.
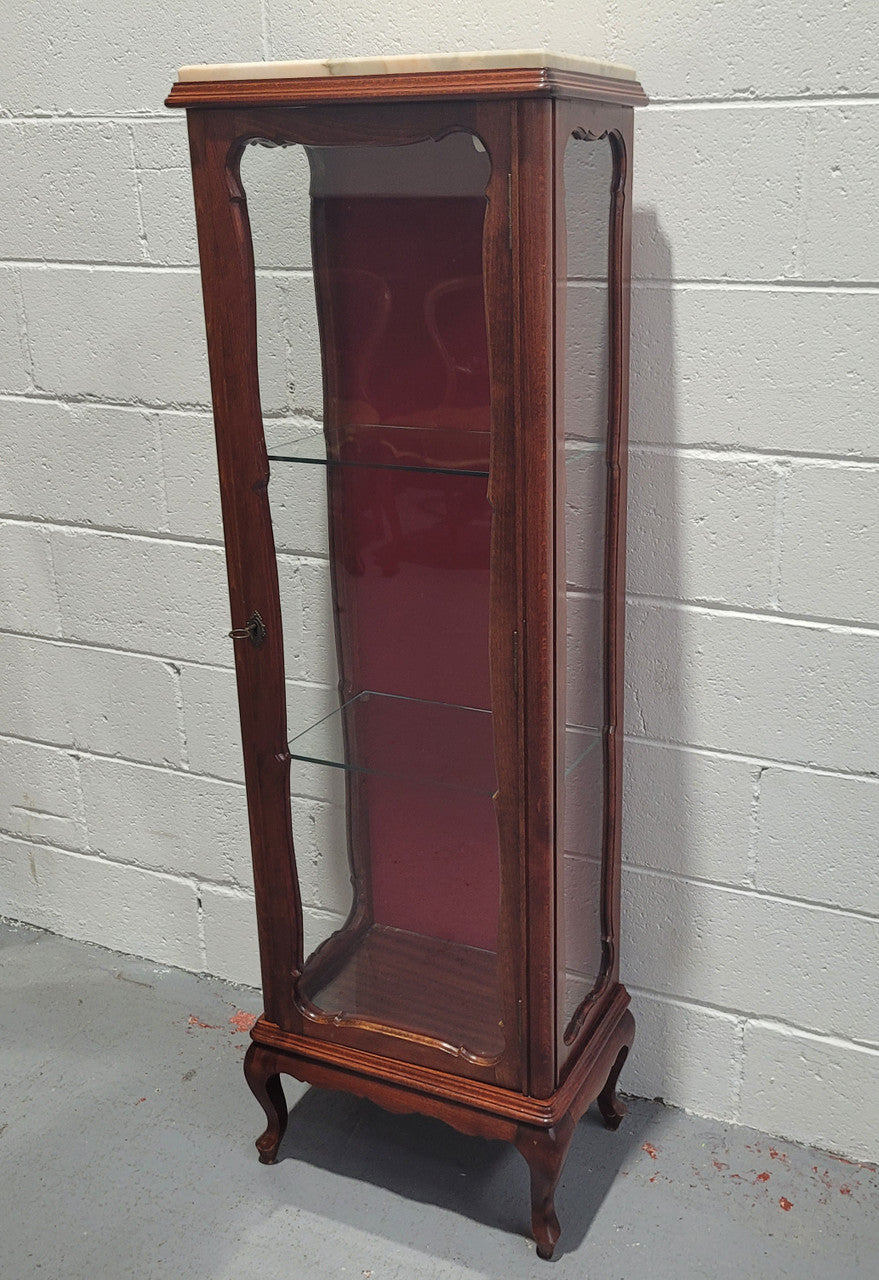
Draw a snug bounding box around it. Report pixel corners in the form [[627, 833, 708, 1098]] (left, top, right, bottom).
[[245, 992, 635, 1260]]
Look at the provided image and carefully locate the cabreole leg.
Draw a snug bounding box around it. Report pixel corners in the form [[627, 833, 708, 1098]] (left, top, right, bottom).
[[514, 1113, 576, 1260], [596, 1044, 629, 1131], [244, 1042, 288, 1164]]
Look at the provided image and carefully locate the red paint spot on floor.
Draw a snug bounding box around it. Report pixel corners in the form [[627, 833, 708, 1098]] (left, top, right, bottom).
[[188, 1015, 221, 1029], [642, 1142, 659, 1160], [840, 1185, 852, 1195], [779, 1197, 793, 1212], [769, 1148, 789, 1164], [756, 1172, 771, 1183], [713, 1161, 729, 1171], [649, 1175, 658, 1183], [229, 1010, 257, 1033], [135, 1097, 146, 1105]]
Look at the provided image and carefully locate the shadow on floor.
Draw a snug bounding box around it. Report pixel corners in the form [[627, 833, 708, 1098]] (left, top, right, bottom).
[[268, 1079, 663, 1264]]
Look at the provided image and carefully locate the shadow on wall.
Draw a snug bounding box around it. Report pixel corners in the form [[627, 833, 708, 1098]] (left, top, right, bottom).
[[620, 208, 703, 1113]]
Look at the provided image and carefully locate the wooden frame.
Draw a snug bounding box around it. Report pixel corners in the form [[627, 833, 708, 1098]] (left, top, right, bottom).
[[168, 62, 646, 1260]]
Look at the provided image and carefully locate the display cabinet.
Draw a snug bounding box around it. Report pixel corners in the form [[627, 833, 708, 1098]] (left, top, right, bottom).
[[166, 50, 647, 1259]]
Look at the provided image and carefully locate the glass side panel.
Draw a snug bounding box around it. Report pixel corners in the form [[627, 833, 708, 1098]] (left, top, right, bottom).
[[241, 134, 504, 1064], [558, 132, 614, 1060]]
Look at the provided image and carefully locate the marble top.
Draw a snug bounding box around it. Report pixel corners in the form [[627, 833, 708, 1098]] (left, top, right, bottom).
[[177, 49, 637, 84]]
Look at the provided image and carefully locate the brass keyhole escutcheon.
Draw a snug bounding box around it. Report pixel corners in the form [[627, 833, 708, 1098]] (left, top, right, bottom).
[[229, 611, 266, 648]]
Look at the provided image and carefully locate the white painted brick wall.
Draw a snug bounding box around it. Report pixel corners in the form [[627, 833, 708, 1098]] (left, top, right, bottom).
[[1, 1, 877, 1164]]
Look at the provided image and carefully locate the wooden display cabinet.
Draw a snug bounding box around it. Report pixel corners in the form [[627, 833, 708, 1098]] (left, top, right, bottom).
[[167, 51, 647, 1259]]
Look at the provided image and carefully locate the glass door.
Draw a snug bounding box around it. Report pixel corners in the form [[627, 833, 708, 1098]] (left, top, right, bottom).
[[242, 127, 511, 1073]]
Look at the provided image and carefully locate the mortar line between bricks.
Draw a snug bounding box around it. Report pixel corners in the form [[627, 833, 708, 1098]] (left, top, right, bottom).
[[0, 392, 323, 430], [745, 764, 766, 889], [624, 732, 879, 783], [732, 1018, 746, 1120], [260, 0, 274, 61], [564, 847, 879, 923], [2, 391, 876, 466], [166, 661, 191, 770], [0, 113, 179, 122], [0, 391, 327, 423], [767, 463, 791, 609], [791, 100, 815, 281], [645, 93, 879, 109], [0, 388, 213, 412], [624, 983, 879, 1054], [3, 93, 879, 123], [584, 590, 879, 635], [0, 731, 247, 786], [623, 861, 879, 924], [0, 720, 348, 787], [0, 512, 328, 563], [42, 524, 63, 640], [3, 727, 877, 906], [69, 751, 92, 854], [152, 409, 174, 533], [0, 912, 263, 997], [0, 259, 314, 279], [9, 267, 36, 389], [4, 516, 877, 630], [7, 258, 879, 290], [127, 124, 151, 264], [578, 276, 879, 291], [632, 443, 879, 467], [0, 632, 337, 690], [194, 883, 207, 968], [0, 830, 251, 895]]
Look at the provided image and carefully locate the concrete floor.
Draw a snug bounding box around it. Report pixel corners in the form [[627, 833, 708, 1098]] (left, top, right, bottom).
[[1, 919, 876, 1280]]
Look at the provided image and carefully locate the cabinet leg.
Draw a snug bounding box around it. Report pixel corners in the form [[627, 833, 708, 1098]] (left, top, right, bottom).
[[514, 1113, 575, 1261], [597, 1044, 629, 1131], [244, 1042, 288, 1164]]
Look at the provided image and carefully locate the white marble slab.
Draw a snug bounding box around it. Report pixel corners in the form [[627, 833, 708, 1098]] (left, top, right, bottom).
[[177, 49, 637, 84]]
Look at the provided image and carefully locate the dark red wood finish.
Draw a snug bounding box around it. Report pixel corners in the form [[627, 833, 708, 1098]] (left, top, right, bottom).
[[170, 63, 645, 1259], [167, 65, 648, 110]]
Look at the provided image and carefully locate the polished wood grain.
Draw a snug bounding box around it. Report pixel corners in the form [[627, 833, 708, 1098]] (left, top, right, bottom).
[[244, 1003, 636, 1257], [514, 97, 558, 1101], [166, 66, 648, 111], [251, 983, 631, 1128], [298, 924, 504, 1063], [176, 67, 645, 1259]]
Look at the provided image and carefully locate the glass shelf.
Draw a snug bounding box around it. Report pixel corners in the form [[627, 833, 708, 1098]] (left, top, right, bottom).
[[288, 690, 497, 795], [267, 423, 491, 477], [267, 424, 604, 474], [289, 689, 603, 793]]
